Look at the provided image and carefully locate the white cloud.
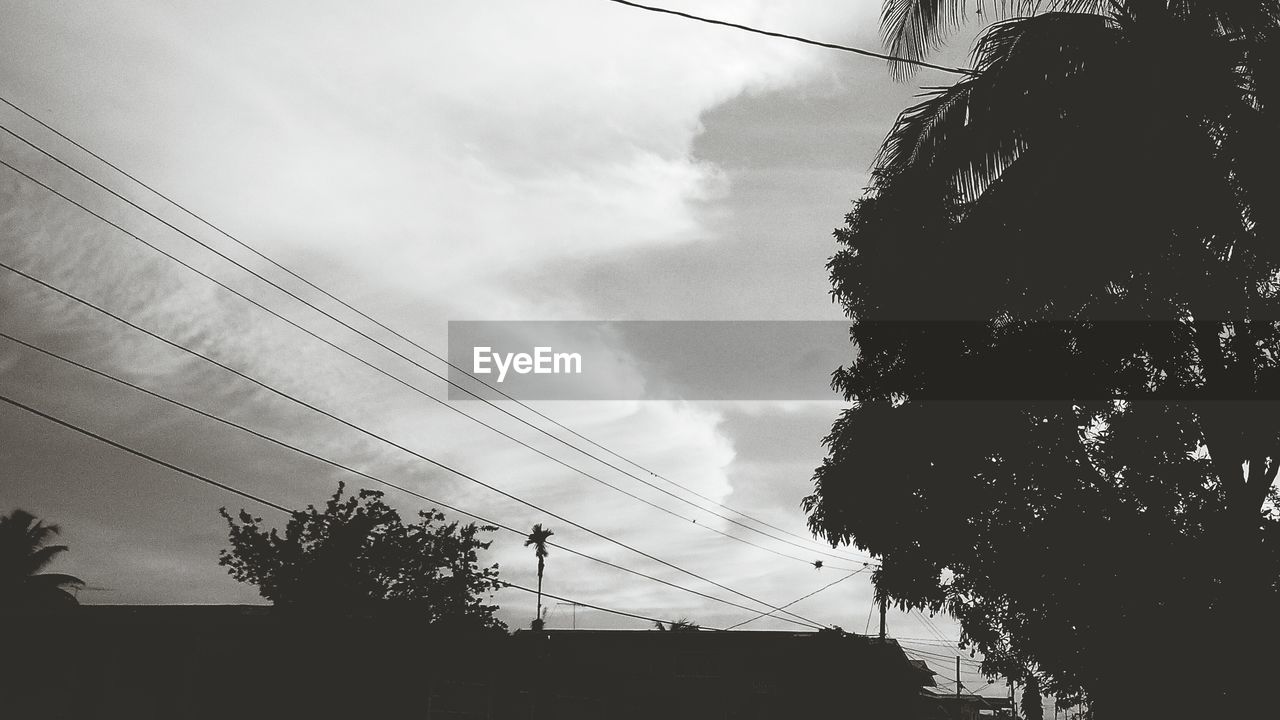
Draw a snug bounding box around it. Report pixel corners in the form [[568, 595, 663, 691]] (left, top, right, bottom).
[[4, 0, 873, 317], [0, 0, 896, 630]]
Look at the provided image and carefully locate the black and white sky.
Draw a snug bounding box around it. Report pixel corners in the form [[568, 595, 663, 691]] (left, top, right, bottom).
[[0, 0, 988, 686]]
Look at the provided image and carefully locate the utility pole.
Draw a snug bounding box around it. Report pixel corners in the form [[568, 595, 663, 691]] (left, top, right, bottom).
[[956, 656, 962, 698], [879, 592, 887, 640]]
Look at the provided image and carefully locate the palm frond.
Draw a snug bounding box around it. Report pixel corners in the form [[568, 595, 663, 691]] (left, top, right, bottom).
[[881, 1, 1118, 79], [882, 0, 971, 74], [22, 544, 70, 575], [24, 572, 85, 590], [876, 12, 1125, 200], [1165, 0, 1280, 38], [524, 523, 553, 560], [0, 509, 84, 608], [0, 510, 52, 555]]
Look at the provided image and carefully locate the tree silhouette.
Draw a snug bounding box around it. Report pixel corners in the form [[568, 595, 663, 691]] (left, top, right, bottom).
[[1022, 674, 1045, 720], [524, 523, 553, 630], [653, 618, 700, 631], [0, 509, 83, 609], [807, 1, 1280, 716], [219, 483, 504, 629]]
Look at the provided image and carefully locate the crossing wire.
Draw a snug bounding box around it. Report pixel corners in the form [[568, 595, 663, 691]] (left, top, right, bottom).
[[914, 608, 967, 656], [901, 644, 986, 669], [0, 148, 862, 574], [0, 115, 875, 568], [0, 329, 819, 630], [725, 565, 869, 630], [498, 580, 725, 630], [0, 389, 715, 630], [0, 92, 874, 564], [0, 257, 827, 630]]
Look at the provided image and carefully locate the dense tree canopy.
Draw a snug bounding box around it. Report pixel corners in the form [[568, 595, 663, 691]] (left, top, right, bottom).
[[220, 484, 505, 630], [806, 1, 1280, 716]]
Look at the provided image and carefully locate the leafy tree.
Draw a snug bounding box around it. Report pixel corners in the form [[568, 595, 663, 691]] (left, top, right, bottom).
[[0, 509, 83, 609], [524, 523, 553, 630], [220, 484, 504, 629], [806, 1, 1280, 716]]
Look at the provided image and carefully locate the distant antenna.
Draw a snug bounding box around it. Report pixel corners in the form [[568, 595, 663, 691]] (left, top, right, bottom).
[[554, 601, 583, 629]]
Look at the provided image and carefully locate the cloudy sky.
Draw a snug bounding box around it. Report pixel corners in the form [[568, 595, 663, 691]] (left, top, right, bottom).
[[0, 0, 993, 692]]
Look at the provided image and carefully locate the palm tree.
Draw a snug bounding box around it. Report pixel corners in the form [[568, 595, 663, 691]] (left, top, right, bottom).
[[872, 1, 1278, 212], [524, 523, 553, 629], [813, 2, 1280, 715], [0, 509, 84, 609]]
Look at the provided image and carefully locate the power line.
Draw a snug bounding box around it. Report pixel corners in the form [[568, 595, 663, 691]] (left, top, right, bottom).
[[0, 388, 707, 630], [0, 150, 862, 577], [0, 259, 826, 630], [907, 657, 991, 688], [725, 565, 869, 630], [498, 580, 724, 630], [900, 641, 984, 667], [912, 608, 966, 656], [896, 636, 968, 646], [0, 393, 290, 514], [899, 637, 974, 652], [902, 645, 983, 666], [601, 0, 973, 76], [0, 93, 872, 565], [971, 679, 998, 695], [0, 117, 873, 569], [931, 676, 1004, 699], [902, 645, 985, 669], [0, 330, 818, 630]]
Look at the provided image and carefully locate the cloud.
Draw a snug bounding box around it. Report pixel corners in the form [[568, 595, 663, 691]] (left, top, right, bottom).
[[3, 0, 876, 316], [0, 0, 918, 632]]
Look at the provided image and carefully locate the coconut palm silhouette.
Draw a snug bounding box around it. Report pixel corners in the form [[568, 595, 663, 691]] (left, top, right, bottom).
[[0, 509, 83, 609]]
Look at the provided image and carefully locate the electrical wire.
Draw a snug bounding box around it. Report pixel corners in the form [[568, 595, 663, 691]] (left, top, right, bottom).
[[0, 392, 290, 513], [725, 565, 869, 630], [0, 150, 862, 576], [0, 330, 818, 630], [0, 388, 712, 630], [896, 636, 968, 646], [601, 0, 973, 75], [914, 608, 967, 656], [0, 120, 874, 569], [901, 645, 985, 668], [0, 93, 873, 564], [498, 580, 724, 630], [907, 656, 994, 695], [0, 258, 826, 630]]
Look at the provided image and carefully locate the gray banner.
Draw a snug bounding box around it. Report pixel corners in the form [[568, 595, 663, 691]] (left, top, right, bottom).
[[447, 321, 851, 401]]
